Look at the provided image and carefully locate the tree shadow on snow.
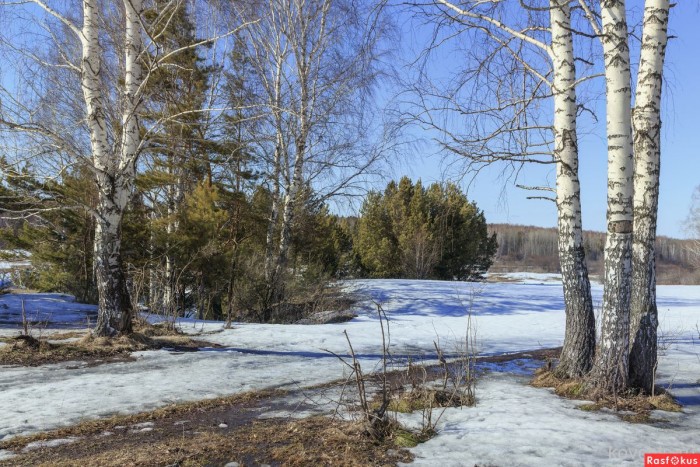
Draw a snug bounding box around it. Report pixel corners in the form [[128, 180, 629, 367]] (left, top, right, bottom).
[[351, 280, 566, 318]]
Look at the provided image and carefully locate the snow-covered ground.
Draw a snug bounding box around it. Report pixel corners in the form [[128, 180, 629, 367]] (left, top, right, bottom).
[[0, 293, 98, 329], [1, 274, 699, 465]]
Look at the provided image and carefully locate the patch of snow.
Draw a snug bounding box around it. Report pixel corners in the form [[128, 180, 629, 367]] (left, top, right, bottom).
[[0, 293, 96, 333], [22, 437, 78, 452], [0, 450, 16, 461], [131, 421, 154, 428], [130, 427, 153, 433], [0, 249, 31, 258], [0, 261, 31, 269], [402, 372, 699, 467], [127, 421, 155, 433], [0, 277, 698, 467]]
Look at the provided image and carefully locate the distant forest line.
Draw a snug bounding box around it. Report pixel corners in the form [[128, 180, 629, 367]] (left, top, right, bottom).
[[488, 224, 698, 285]]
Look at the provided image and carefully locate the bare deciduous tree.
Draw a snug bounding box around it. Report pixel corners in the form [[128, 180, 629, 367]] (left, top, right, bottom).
[[0, 0, 250, 335], [410, 0, 597, 377], [234, 0, 392, 315], [585, 0, 634, 395], [583, 0, 671, 396]]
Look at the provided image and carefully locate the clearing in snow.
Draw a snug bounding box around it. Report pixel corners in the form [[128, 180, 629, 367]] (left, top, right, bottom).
[[0, 273, 698, 465]]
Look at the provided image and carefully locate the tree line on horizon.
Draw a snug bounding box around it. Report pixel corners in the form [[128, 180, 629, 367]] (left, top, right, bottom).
[[489, 224, 698, 285]]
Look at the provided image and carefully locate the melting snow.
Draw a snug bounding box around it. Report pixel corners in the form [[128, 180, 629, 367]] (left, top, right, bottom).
[[0, 275, 698, 466]]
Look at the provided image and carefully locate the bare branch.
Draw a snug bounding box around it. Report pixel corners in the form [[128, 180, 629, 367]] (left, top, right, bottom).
[[434, 0, 552, 54], [26, 0, 81, 37]]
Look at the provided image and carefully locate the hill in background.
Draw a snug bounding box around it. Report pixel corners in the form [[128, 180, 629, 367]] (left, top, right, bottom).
[[489, 224, 699, 285]]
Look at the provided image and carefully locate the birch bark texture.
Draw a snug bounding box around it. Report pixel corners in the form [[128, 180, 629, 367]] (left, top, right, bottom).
[[425, 0, 595, 377], [263, 29, 288, 287], [92, 0, 144, 336], [549, 0, 595, 378], [589, 0, 634, 394], [629, 0, 670, 394]]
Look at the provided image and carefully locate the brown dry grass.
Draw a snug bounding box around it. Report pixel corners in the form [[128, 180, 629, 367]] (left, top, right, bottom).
[[0, 321, 210, 367], [374, 386, 475, 415], [42, 330, 88, 340], [1, 412, 411, 467], [0, 389, 285, 454], [531, 368, 682, 422]]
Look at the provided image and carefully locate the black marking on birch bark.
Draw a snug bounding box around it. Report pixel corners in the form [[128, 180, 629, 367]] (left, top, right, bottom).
[[609, 220, 632, 234]]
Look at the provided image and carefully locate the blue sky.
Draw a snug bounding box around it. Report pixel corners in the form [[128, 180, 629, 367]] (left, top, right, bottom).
[[385, 2, 699, 239]]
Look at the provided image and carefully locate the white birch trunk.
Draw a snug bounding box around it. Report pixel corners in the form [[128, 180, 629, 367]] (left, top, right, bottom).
[[590, 0, 634, 394], [81, 0, 122, 336], [164, 174, 183, 316], [273, 47, 311, 304], [264, 139, 283, 284], [629, 0, 669, 394], [264, 50, 286, 287], [92, 0, 144, 335], [275, 137, 305, 280], [270, 0, 319, 310], [148, 222, 159, 313], [549, 0, 596, 378]]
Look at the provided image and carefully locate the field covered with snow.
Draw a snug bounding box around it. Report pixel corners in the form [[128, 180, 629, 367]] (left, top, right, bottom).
[[1, 273, 699, 465]]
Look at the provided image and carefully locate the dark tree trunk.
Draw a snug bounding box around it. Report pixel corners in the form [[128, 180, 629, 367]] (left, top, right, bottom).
[[93, 207, 133, 336], [556, 245, 596, 377]]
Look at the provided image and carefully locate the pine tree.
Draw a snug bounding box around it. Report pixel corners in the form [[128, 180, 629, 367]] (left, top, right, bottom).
[[354, 178, 496, 280], [139, 0, 214, 316], [0, 163, 97, 303]]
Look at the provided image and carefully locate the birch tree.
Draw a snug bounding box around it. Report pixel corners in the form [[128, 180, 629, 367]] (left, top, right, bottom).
[[413, 0, 597, 377], [0, 0, 145, 336], [548, 0, 596, 378], [92, 0, 144, 336], [586, 0, 634, 394], [628, 0, 670, 394], [0, 0, 250, 335], [237, 0, 390, 317], [582, 0, 671, 395]]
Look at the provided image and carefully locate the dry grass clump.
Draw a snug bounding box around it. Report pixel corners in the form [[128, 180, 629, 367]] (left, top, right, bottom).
[[531, 367, 682, 422], [264, 417, 414, 466], [0, 334, 133, 366], [0, 321, 206, 367], [531, 369, 586, 398], [375, 386, 475, 414], [40, 331, 87, 341]]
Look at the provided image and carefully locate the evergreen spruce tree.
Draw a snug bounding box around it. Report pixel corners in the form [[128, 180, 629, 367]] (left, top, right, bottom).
[[0, 162, 97, 303], [354, 178, 496, 280], [139, 0, 215, 316]]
